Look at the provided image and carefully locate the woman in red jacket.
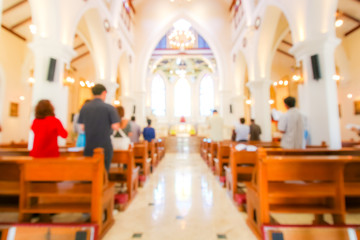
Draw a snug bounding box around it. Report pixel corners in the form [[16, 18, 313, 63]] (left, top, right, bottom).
[[30, 100, 68, 157]]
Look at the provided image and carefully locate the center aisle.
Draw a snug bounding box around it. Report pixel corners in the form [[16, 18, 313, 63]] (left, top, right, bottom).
[[104, 152, 257, 240]]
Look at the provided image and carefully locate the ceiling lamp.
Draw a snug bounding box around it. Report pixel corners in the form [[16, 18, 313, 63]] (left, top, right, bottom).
[[168, 19, 195, 50], [335, 19, 344, 28]]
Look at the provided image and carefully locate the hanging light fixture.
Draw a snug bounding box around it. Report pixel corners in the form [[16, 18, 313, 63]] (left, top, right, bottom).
[[168, 19, 196, 50], [63, 67, 75, 86]]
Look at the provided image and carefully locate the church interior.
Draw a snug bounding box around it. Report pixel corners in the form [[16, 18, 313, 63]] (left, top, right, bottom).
[[0, 0, 360, 239]]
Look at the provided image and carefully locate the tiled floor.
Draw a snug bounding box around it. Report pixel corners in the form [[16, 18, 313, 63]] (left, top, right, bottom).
[[103, 153, 257, 240]]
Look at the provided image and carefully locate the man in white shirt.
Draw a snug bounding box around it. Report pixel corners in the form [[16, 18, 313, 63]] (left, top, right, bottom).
[[208, 110, 224, 141], [234, 118, 250, 142], [277, 96, 305, 149]]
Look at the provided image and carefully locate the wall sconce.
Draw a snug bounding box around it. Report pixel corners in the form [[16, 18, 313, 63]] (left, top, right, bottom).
[[79, 79, 95, 88], [28, 69, 35, 85], [335, 12, 344, 28], [268, 99, 274, 105], [114, 100, 120, 106], [63, 68, 75, 86], [245, 99, 252, 105], [291, 62, 304, 84]]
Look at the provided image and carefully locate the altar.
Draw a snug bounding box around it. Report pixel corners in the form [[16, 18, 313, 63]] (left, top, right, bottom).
[[169, 123, 196, 136]]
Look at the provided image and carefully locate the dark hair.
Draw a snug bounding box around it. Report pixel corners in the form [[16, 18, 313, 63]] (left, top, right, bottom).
[[251, 119, 255, 123], [117, 106, 125, 118], [284, 96, 296, 108], [213, 109, 218, 113], [240, 118, 245, 124], [147, 119, 152, 126], [92, 84, 106, 96], [131, 116, 135, 121], [35, 99, 55, 119]]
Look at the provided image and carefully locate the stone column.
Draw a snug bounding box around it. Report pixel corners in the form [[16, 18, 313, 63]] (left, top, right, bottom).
[[247, 80, 272, 141], [28, 38, 76, 147], [120, 95, 135, 119], [290, 36, 341, 149], [134, 90, 147, 127]]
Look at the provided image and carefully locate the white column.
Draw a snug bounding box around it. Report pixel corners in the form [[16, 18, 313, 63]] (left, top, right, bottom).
[[29, 38, 76, 147], [134, 90, 147, 127], [247, 80, 272, 141], [290, 37, 341, 149], [120, 95, 135, 119], [231, 95, 245, 125]]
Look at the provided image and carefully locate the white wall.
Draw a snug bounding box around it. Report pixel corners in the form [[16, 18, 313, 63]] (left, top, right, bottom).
[[338, 29, 360, 141], [0, 28, 32, 143]]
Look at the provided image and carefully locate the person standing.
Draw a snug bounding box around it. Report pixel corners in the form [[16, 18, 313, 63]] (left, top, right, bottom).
[[277, 96, 305, 149], [208, 110, 224, 141], [78, 84, 120, 171], [30, 99, 68, 157], [129, 116, 141, 143], [234, 118, 250, 142], [116, 106, 132, 137], [143, 119, 155, 142], [249, 119, 262, 141]]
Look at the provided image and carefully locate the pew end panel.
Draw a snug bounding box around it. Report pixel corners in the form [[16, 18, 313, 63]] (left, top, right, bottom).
[[110, 149, 140, 203], [18, 148, 114, 237]]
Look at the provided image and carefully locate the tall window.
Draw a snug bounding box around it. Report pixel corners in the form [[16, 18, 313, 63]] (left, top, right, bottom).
[[174, 78, 191, 117], [199, 74, 214, 116], [151, 75, 166, 116]]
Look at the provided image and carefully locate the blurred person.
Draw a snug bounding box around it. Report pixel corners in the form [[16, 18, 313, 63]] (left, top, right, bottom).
[[249, 119, 262, 141], [116, 106, 132, 137], [78, 84, 120, 171], [30, 99, 68, 157], [208, 110, 223, 141], [73, 99, 90, 147], [129, 116, 141, 143], [234, 118, 249, 142], [143, 119, 155, 142], [278, 96, 305, 149]]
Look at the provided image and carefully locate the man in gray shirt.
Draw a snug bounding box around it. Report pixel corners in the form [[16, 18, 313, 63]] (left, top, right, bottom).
[[278, 96, 304, 149], [78, 84, 120, 171], [129, 116, 141, 143]]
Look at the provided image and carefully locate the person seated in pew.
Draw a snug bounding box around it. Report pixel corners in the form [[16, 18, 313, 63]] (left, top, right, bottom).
[[277, 96, 305, 149], [249, 119, 261, 141], [30, 99, 68, 157], [143, 119, 155, 142], [234, 118, 249, 142]]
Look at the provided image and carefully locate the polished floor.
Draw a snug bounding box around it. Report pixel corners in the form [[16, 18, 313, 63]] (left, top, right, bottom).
[[103, 152, 257, 240]]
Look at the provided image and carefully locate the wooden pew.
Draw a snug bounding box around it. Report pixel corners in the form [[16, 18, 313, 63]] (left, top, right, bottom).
[[207, 141, 218, 172], [225, 146, 257, 210], [149, 139, 159, 169], [110, 149, 140, 202], [245, 148, 360, 238], [156, 138, 166, 160], [9, 148, 115, 238], [134, 142, 151, 186], [214, 141, 231, 185]]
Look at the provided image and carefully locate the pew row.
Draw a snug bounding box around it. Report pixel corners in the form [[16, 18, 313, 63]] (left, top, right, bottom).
[[0, 148, 114, 239], [246, 148, 360, 238]]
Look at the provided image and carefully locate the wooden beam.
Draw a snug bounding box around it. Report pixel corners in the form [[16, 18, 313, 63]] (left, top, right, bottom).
[[342, 12, 360, 23], [74, 43, 85, 50], [2, 0, 27, 14], [1, 24, 26, 41], [345, 24, 360, 37], [10, 16, 31, 30], [282, 40, 293, 47], [71, 51, 90, 63], [277, 49, 294, 59], [229, 0, 236, 11]]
